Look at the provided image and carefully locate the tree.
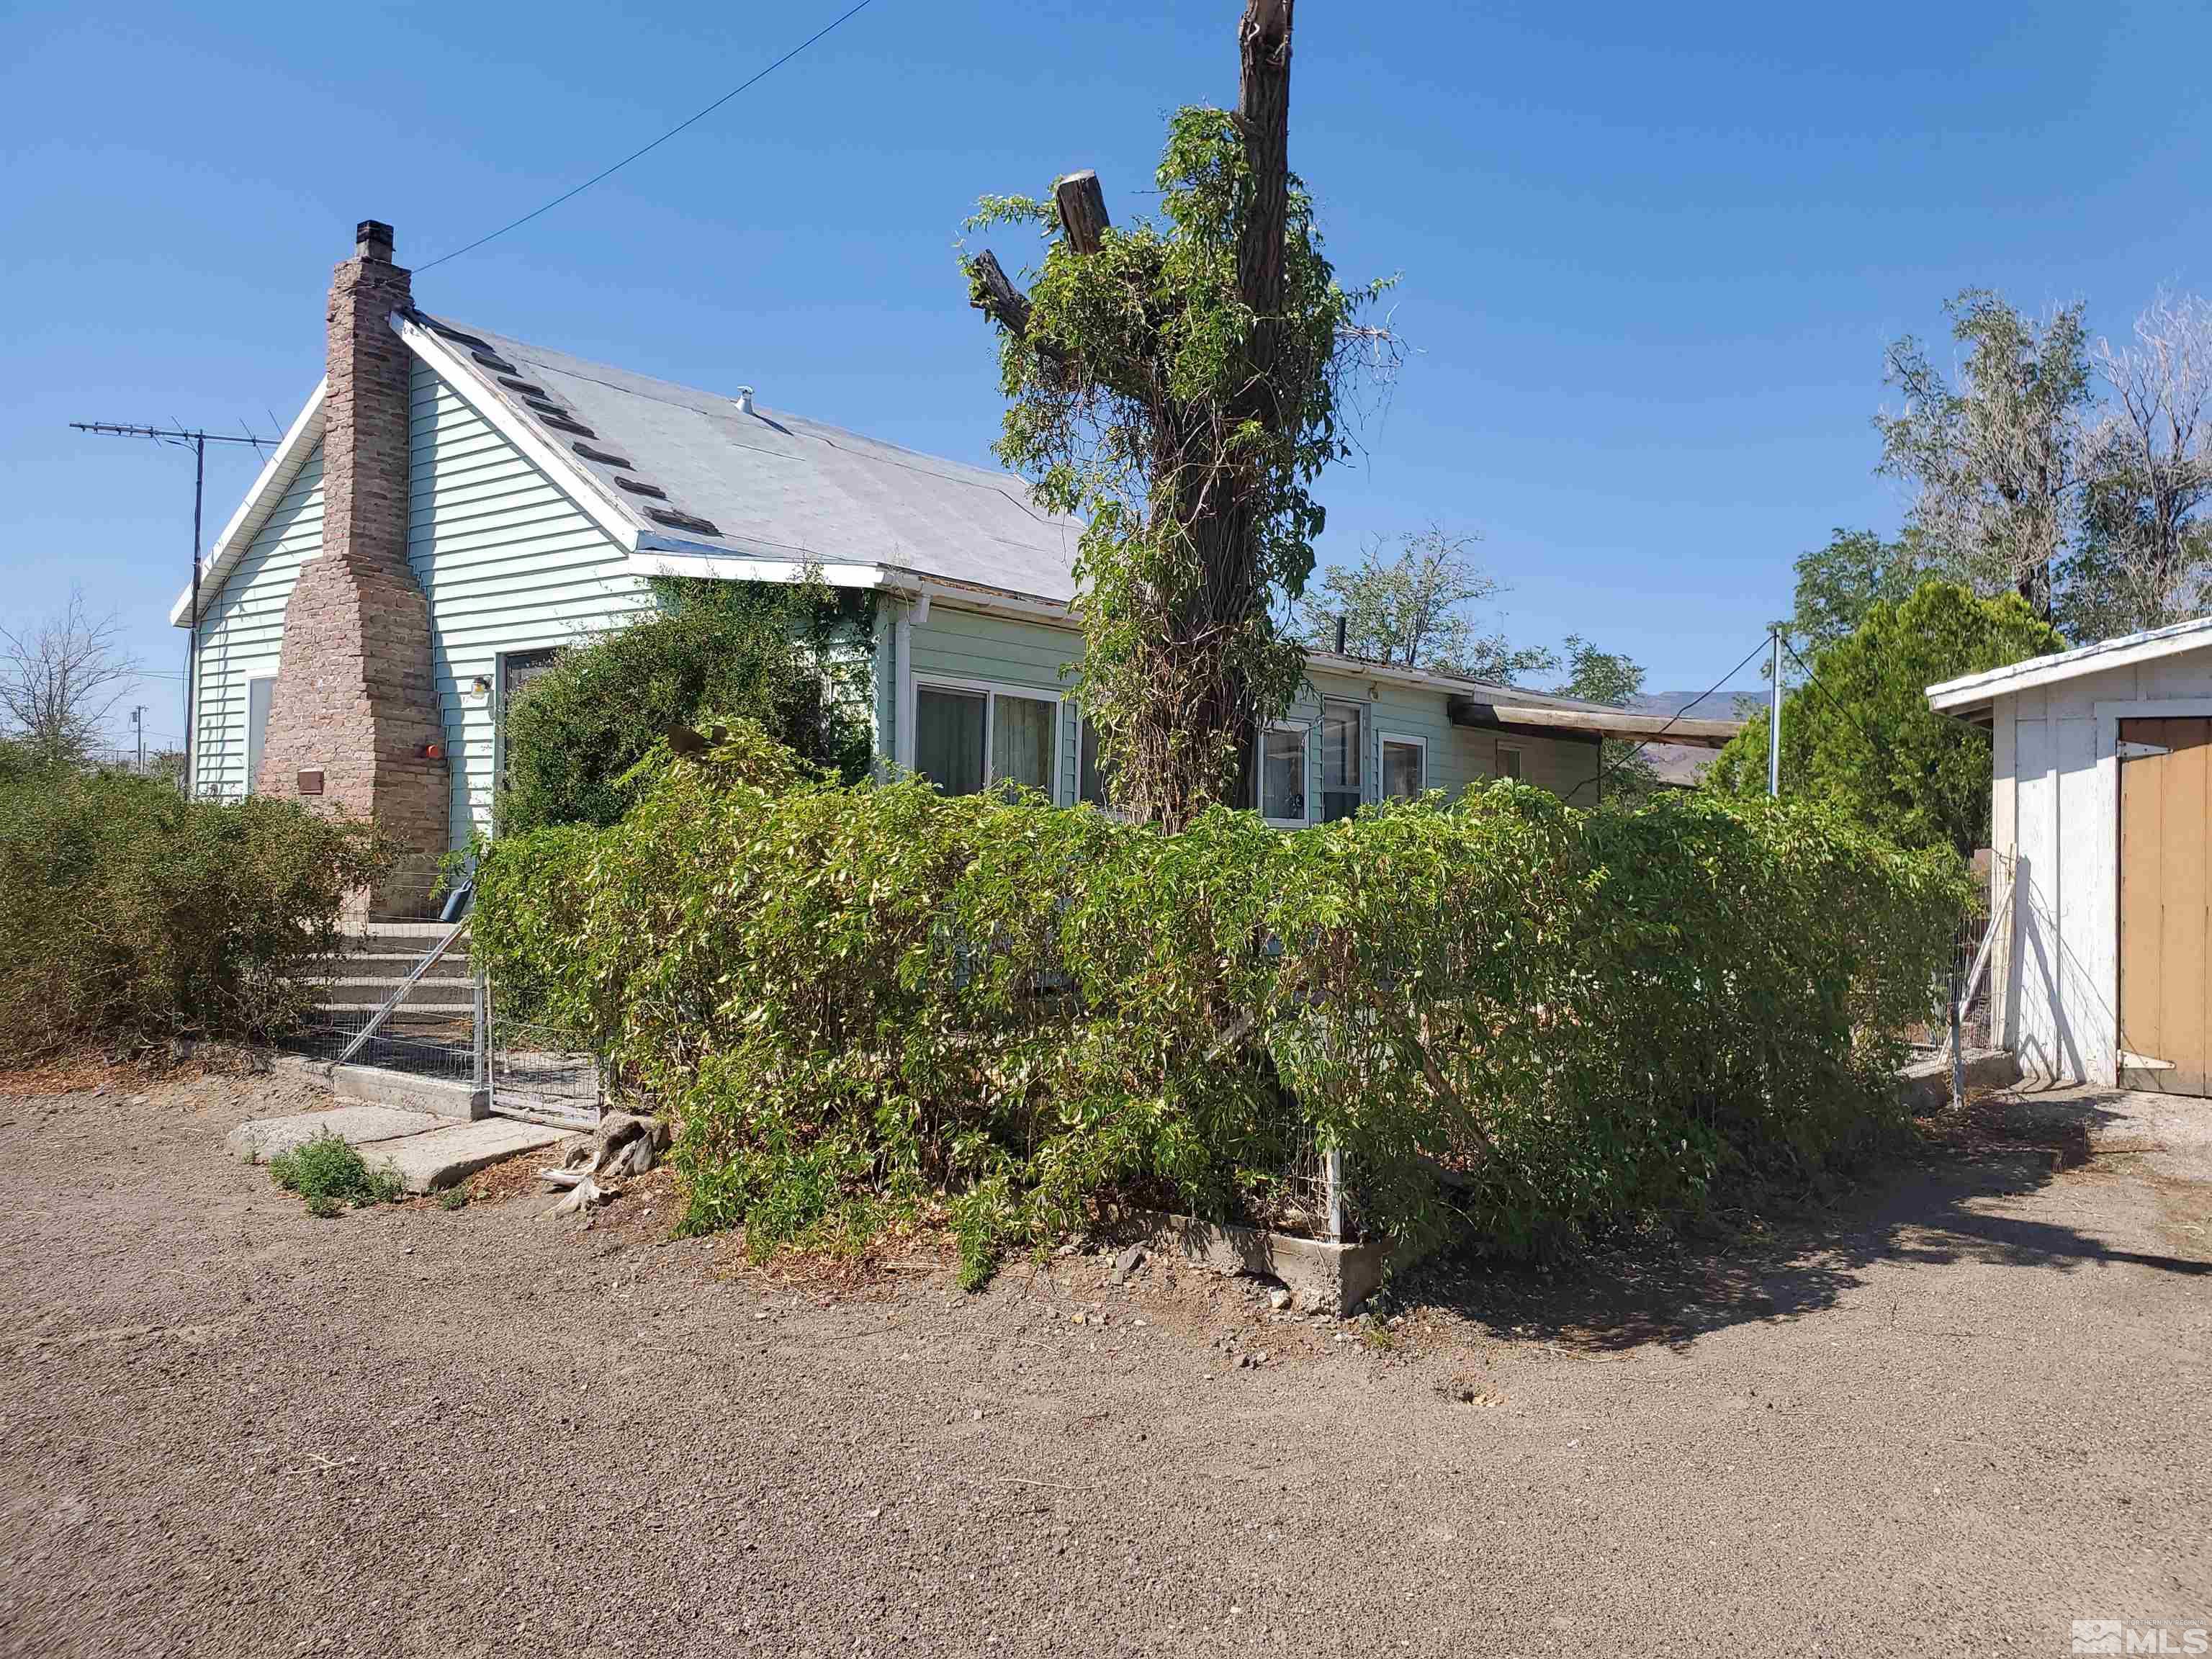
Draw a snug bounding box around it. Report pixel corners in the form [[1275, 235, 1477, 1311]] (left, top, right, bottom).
[[0, 587, 142, 770], [1876, 291, 2094, 621], [1295, 527, 1555, 683], [963, 1, 1395, 830], [2062, 289, 2212, 637], [1708, 581, 2063, 855], [1556, 634, 1660, 804], [1785, 527, 1927, 657], [498, 577, 873, 833]]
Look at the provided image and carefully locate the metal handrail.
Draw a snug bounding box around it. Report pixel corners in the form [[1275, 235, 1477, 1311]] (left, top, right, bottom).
[[334, 919, 469, 1067]]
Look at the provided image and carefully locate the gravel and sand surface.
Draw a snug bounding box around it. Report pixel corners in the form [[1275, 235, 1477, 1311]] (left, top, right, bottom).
[[1, 1063, 2206, 1657]]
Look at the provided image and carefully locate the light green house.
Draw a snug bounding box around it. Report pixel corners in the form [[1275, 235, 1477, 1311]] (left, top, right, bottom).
[[175, 309, 1722, 858]]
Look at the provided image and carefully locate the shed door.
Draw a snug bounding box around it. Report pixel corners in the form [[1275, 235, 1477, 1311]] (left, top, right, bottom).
[[2118, 717, 2211, 1095]]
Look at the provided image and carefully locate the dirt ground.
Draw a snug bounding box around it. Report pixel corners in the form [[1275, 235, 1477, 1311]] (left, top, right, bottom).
[[1, 1064, 2207, 1658]]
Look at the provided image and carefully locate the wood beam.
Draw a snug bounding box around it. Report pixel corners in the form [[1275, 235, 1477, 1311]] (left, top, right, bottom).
[[1444, 696, 1745, 750]]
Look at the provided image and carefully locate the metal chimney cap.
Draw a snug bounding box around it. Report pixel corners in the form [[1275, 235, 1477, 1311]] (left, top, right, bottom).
[[734, 385, 756, 415]]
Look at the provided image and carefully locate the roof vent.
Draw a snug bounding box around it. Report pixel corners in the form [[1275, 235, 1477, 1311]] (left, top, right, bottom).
[[734, 386, 755, 416]]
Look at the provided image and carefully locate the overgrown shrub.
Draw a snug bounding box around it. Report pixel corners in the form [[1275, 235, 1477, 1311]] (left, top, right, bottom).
[[0, 765, 382, 1058], [498, 576, 875, 833], [475, 720, 1969, 1283]]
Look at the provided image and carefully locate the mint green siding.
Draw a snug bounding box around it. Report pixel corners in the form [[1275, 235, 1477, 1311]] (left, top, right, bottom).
[[407, 362, 650, 845], [189, 443, 324, 799]]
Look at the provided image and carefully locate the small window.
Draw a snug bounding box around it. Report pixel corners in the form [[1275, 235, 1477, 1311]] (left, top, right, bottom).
[[244, 675, 275, 796], [1496, 743, 1524, 781], [916, 686, 988, 796], [1381, 736, 1425, 801], [1260, 726, 1307, 824], [1319, 700, 1364, 822]]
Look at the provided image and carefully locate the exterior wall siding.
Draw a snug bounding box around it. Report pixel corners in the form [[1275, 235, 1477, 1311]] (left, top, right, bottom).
[[899, 601, 1599, 813], [406, 361, 652, 846], [1995, 647, 2212, 1084], [189, 444, 325, 799]]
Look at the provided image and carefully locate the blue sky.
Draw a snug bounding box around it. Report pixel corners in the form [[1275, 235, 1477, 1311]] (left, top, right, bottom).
[[6, 0, 2208, 747]]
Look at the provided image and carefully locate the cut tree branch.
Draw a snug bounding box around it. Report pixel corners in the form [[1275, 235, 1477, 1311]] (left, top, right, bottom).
[[966, 249, 1033, 339], [1053, 171, 1111, 254]]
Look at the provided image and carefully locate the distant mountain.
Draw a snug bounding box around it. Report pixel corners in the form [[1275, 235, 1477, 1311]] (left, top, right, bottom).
[[1632, 688, 1765, 720], [1624, 690, 1761, 789]]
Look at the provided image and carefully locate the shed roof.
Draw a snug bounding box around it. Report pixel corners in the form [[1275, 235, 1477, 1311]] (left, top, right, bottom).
[[1926, 614, 2212, 720]]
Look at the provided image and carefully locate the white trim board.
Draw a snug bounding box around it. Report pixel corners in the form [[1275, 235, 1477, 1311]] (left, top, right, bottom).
[[167, 382, 325, 626], [1929, 615, 2212, 711]]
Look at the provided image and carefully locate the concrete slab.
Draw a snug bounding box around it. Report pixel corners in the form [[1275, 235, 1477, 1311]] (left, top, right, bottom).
[[225, 1106, 444, 1164], [332, 1066, 487, 1121], [366, 1118, 577, 1195], [1138, 1210, 1395, 1315]]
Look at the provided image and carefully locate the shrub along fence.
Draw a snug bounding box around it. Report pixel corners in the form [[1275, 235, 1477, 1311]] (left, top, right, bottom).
[[472, 721, 1970, 1287], [0, 765, 382, 1061]]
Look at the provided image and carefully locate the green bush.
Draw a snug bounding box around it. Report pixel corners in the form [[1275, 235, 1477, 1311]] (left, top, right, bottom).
[[269, 1131, 404, 1217], [498, 576, 876, 834], [0, 765, 382, 1059], [475, 720, 1969, 1281]]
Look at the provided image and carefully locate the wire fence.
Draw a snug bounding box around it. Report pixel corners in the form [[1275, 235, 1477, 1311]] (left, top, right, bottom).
[[1902, 851, 2013, 1065], [274, 925, 601, 1130]]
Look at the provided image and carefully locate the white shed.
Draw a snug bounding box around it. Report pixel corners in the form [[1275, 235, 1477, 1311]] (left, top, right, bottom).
[[1928, 616, 2212, 1094]]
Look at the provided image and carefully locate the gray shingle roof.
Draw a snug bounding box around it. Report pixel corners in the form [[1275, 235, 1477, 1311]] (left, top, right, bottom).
[[419, 313, 1084, 603]]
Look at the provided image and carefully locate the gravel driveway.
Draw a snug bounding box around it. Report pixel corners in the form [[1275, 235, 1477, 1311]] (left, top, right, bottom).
[[2, 1065, 2206, 1657]]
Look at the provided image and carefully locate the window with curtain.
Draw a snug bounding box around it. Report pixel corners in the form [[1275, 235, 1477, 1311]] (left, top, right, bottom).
[[1261, 727, 1306, 823], [1320, 700, 1363, 822], [915, 687, 986, 795], [1382, 738, 1424, 801], [992, 693, 1056, 793]]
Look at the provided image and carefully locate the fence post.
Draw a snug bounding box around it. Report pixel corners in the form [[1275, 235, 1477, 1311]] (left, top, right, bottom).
[[1948, 961, 1965, 1110], [1323, 1146, 1346, 1242], [472, 972, 491, 1117]]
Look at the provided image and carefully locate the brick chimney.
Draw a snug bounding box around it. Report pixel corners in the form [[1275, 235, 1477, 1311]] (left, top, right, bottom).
[[256, 220, 449, 918]]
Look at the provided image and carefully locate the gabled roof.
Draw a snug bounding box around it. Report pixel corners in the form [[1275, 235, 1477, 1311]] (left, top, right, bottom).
[[400, 312, 1082, 606], [1926, 613, 2212, 719]]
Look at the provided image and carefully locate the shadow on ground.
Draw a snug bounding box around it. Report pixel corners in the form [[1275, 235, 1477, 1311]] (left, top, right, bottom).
[[1394, 1086, 2212, 1354]]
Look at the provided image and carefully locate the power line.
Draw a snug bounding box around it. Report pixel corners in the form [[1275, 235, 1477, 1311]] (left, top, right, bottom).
[[417, 0, 887, 273], [1779, 637, 1884, 758], [1563, 636, 1770, 805]]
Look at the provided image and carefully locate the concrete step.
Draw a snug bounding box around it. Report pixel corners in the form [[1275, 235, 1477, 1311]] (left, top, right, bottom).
[[311, 975, 475, 999]]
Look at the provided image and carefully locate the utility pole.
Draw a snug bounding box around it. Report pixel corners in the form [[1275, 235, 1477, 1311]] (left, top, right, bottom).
[[71, 423, 273, 794], [130, 706, 146, 775], [1767, 627, 1783, 796]]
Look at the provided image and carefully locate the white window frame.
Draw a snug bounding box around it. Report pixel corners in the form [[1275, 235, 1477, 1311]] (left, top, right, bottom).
[[901, 673, 1068, 802], [1378, 730, 1427, 801], [1256, 719, 1311, 829], [1495, 740, 1526, 781]]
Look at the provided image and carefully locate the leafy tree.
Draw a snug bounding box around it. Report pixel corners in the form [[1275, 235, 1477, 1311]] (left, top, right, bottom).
[[1876, 291, 2093, 621], [1555, 634, 1658, 804], [1708, 581, 2063, 855], [1295, 526, 1555, 683], [2064, 289, 2212, 636], [498, 577, 872, 833], [963, 1, 1395, 830], [1786, 528, 1927, 656]]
